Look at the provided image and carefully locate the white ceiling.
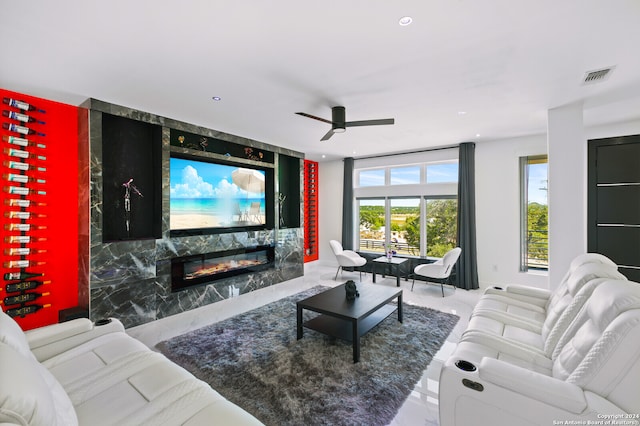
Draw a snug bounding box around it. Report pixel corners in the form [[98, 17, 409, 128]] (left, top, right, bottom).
[[2, 0, 640, 161]]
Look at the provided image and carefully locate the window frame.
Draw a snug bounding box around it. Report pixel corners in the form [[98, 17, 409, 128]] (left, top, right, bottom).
[[353, 151, 459, 258], [519, 155, 549, 272]]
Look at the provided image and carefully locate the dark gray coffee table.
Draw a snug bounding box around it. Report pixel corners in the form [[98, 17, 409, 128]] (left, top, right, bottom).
[[296, 283, 403, 363], [372, 256, 409, 287]]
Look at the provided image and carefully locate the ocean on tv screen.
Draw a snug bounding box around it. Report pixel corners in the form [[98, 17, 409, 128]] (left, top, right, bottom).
[[169, 157, 266, 230]]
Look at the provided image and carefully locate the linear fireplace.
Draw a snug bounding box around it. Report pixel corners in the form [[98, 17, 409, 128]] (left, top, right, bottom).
[[171, 245, 275, 292]]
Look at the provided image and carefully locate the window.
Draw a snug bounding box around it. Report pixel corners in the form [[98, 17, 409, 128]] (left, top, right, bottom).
[[357, 169, 385, 187], [354, 152, 459, 258], [390, 198, 420, 256], [520, 155, 548, 271], [356, 196, 457, 257], [425, 198, 457, 257], [426, 162, 458, 183], [358, 199, 385, 253], [390, 166, 421, 185]]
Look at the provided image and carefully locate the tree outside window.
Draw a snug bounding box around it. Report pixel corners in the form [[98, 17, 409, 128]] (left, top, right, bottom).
[[358, 199, 385, 253], [426, 198, 457, 257], [390, 198, 420, 256]]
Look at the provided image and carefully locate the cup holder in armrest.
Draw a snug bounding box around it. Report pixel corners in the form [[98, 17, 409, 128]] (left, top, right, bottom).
[[455, 360, 477, 372], [492, 286, 504, 291], [95, 318, 112, 326]]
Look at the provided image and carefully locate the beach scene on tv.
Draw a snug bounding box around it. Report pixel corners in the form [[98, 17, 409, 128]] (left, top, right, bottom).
[[170, 157, 266, 230]]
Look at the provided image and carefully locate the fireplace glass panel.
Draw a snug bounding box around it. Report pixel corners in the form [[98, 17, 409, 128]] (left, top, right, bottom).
[[171, 245, 274, 292]]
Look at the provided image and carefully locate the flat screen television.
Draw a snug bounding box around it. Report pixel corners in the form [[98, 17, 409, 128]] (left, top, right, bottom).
[[169, 155, 272, 236]]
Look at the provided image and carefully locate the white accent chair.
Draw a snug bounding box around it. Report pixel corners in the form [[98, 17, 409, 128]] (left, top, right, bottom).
[[329, 240, 367, 281], [412, 247, 462, 296]]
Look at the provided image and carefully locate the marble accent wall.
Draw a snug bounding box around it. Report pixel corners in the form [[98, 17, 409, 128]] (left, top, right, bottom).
[[77, 107, 91, 310], [84, 99, 304, 328]]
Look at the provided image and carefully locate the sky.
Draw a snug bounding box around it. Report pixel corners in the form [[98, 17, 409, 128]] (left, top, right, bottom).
[[169, 157, 265, 198], [528, 163, 548, 205], [358, 162, 459, 187]]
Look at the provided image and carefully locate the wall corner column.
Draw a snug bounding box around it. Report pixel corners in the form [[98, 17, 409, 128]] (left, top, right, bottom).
[[547, 101, 586, 289]]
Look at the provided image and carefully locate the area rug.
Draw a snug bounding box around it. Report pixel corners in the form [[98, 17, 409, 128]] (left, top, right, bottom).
[[157, 286, 459, 426]]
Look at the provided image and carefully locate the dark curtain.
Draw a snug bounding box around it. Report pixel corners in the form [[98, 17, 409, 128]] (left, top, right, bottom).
[[456, 143, 479, 290], [342, 157, 354, 250]]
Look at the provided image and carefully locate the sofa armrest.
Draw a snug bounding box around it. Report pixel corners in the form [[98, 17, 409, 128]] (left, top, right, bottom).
[[505, 285, 551, 300], [479, 357, 586, 413], [26, 318, 125, 362], [484, 285, 550, 307], [25, 318, 93, 348]]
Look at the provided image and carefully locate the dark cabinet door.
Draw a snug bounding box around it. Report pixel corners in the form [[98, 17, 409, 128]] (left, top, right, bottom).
[[588, 135, 640, 281]]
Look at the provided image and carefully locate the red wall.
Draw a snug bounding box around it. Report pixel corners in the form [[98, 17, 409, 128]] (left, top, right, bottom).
[[0, 88, 79, 330]]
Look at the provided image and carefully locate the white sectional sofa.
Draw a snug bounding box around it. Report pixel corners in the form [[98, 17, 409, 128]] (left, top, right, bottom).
[[0, 313, 263, 426], [439, 253, 640, 426]]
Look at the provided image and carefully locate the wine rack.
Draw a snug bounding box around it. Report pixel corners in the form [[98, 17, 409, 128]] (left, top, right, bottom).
[[0, 88, 80, 330], [304, 160, 318, 262]]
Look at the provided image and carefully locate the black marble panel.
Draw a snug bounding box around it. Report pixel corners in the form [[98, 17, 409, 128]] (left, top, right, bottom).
[[90, 240, 157, 285], [77, 107, 91, 309], [87, 100, 304, 328], [90, 277, 157, 327]]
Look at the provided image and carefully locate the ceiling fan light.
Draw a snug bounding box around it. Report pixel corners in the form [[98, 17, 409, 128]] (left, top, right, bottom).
[[333, 127, 346, 133]]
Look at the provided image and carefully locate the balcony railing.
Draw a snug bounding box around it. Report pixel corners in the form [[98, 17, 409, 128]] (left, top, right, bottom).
[[526, 229, 548, 269], [359, 239, 419, 256]]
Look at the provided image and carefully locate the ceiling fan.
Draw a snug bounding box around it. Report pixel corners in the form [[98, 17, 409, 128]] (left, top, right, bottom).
[[296, 106, 394, 141]]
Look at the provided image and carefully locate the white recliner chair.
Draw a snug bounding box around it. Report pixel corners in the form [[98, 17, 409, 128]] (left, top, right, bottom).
[[329, 240, 367, 281], [439, 278, 640, 426], [476, 252, 618, 316], [461, 262, 627, 355]]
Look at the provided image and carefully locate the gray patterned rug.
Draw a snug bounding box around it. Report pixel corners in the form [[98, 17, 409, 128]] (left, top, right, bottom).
[[157, 286, 459, 426]]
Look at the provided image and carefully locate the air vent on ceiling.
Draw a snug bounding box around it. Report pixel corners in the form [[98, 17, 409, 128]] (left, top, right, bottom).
[[582, 67, 614, 85]]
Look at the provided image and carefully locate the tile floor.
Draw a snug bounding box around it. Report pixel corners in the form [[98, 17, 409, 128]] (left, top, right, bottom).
[[127, 262, 482, 426]]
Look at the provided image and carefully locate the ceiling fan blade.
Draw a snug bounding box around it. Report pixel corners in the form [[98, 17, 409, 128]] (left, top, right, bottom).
[[320, 129, 335, 141], [295, 112, 333, 125], [345, 118, 395, 127]]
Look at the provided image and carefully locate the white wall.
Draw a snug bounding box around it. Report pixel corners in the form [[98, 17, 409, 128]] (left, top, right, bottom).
[[587, 120, 640, 141], [318, 159, 344, 267], [547, 102, 585, 289], [475, 134, 549, 290]]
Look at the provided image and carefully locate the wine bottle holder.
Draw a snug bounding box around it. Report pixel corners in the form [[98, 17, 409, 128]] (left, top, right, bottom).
[[1, 89, 81, 329]]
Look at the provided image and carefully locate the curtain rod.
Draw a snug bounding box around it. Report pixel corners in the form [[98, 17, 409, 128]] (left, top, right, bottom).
[[349, 144, 460, 161]]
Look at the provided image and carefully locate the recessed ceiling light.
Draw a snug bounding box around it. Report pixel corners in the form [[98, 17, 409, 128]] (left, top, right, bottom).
[[212, 96, 222, 101], [458, 111, 467, 115], [476, 133, 481, 138], [399, 16, 413, 26], [322, 154, 326, 158], [352, 151, 357, 155]]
